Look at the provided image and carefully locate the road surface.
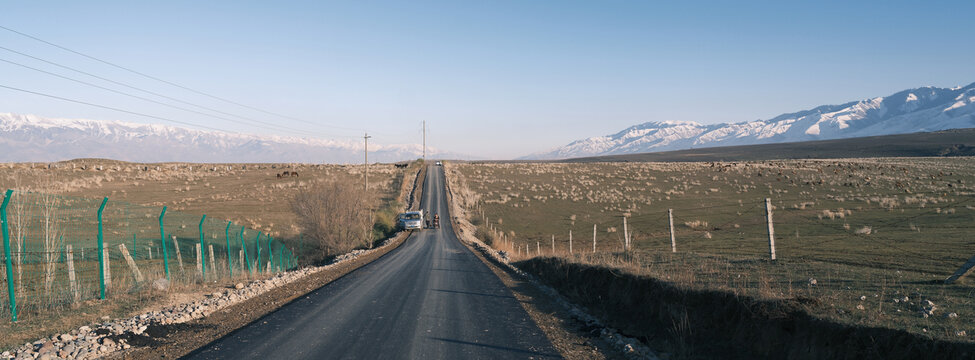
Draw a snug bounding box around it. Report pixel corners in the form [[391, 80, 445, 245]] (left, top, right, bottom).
[[185, 165, 560, 359]]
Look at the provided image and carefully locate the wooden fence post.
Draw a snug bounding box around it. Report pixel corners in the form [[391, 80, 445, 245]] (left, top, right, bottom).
[[118, 244, 144, 282], [569, 230, 572, 254], [66, 244, 79, 303], [103, 245, 112, 290], [195, 243, 203, 277], [669, 209, 676, 253], [766, 198, 776, 261], [208, 244, 216, 276], [551, 235, 555, 254], [593, 224, 596, 253], [173, 235, 184, 272], [623, 216, 629, 251]]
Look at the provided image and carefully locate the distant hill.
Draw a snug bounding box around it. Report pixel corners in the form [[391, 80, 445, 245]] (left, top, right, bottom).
[[525, 82, 975, 160], [0, 113, 466, 163], [559, 128, 975, 163]]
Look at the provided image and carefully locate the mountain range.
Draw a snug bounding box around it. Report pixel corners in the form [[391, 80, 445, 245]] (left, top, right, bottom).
[[0, 113, 458, 163], [525, 82, 975, 159]]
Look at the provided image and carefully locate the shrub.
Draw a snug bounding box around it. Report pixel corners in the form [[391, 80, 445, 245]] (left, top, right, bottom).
[[475, 226, 497, 246], [291, 181, 376, 263], [372, 202, 403, 243]]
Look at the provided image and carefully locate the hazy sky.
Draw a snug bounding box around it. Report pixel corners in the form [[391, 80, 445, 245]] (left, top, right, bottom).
[[2, 1, 974, 159]]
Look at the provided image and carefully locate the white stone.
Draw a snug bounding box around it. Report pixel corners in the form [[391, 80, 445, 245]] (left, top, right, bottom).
[[152, 278, 170, 291]]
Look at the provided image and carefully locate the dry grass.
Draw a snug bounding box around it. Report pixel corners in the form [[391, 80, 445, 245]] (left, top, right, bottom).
[[0, 159, 404, 238], [447, 157, 975, 343], [0, 158, 412, 350]]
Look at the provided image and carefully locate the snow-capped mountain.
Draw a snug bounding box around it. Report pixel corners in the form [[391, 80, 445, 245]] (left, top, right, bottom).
[[0, 113, 460, 163], [525, 82, 975, 160]]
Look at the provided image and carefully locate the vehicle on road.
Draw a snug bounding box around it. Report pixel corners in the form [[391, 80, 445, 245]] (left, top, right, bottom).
[[398, 211, 424, 230], [433, 213, 440, 229], [436, 161, 442, 166]]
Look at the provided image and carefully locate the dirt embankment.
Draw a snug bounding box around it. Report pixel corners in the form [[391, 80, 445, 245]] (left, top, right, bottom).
[[518, 257, 975, 360]]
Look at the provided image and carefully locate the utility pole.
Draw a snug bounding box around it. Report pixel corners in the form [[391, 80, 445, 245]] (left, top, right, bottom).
[[364, 133, 371, 191], [422, 120, 426, 161]]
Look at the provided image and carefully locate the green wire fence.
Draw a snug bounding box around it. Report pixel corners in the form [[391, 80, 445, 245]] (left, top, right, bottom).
[[0, 189, 297, 323]]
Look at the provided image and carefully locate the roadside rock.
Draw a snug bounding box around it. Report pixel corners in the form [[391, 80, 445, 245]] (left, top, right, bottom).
[[152, 278, 170, 292]]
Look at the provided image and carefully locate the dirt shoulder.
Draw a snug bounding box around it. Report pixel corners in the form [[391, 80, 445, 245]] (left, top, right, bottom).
[[459, 233, 625, 360], [115, 231, 410, 359]]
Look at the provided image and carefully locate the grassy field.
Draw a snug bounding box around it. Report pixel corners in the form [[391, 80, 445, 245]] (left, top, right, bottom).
[[0, 158, 412, 350], [0, 159, 405, 238], [447, 157, 975, 343]]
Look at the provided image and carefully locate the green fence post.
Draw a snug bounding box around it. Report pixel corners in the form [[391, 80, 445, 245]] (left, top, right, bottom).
[[279, 243, 284, 272], [255, 232, 262, 274], [97, 197, 108, 300], [239, 226, 252, 275], [225, 221, 233, 278], [199, 214, 207, 281], [159, 206, 169, 281], [2, 189, 17, 322]]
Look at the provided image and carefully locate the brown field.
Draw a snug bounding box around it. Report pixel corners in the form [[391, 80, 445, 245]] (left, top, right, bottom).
[[0, 158, 412, 350], [0, 159, 405, 238], [446, 157, 975, 345]]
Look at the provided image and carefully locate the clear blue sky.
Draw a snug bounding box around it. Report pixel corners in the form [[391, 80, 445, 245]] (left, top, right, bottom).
[[2, 1, 973, 158]]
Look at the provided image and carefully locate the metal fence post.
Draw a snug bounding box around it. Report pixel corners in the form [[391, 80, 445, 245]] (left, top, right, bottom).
[[199, 214, 207, 280], [279, 243, 284, 272], [97, 197, 108, 299], [159, 206, 169, 281], [2, 189, 17, 321], [225, 221, 233, 278], [239, 226, 252, 275]]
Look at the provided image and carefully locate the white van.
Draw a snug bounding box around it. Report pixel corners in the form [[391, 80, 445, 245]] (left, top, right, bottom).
[[399, 211, 424, 230]]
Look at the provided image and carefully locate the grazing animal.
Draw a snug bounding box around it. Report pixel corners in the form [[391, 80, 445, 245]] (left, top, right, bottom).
[[282, 171, 291, 177], [291, 172, 299, 177], [276, 173, 282, 179]]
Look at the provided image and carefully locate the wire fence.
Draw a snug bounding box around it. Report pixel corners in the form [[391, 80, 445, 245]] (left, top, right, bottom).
[[495, 192, 975, 278], [0, 189, 297, 323]]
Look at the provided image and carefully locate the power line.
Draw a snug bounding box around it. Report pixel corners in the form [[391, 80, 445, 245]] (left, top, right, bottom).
[[0, 45, 357, 138], [0, 83, 227, 132], [0, 24, 362, 132], [0, 56, 337, 138]]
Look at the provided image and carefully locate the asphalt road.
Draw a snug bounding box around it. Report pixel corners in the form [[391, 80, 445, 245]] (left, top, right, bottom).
[[184, 165, 560, 359]]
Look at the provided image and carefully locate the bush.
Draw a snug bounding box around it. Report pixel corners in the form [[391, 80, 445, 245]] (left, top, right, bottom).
[[372, 202, 403, 243], [474, 225, 497, 246], [291, 181, 375, 263]]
